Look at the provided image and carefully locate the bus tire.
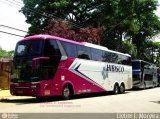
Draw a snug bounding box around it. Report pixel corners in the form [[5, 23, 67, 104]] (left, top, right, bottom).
[[119, 84, 125, 94], [113, 84, 119, 94], [153, 82, 155, 88], [36, 97, 45, 101], [62, 84, 73, 100], [142, 83, 146, 89]]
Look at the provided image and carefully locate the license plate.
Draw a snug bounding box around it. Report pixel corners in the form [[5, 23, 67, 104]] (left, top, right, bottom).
[[18, 90, 23, 94], [44, 90, 50, 95]]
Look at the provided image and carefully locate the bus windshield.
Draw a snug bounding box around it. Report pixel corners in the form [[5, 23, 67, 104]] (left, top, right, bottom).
[[15, 40, 43, 57], [11, 38, 62, 83]]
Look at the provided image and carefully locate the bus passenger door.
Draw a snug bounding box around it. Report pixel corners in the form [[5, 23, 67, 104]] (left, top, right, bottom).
[[40, 39, 62, 96], [43, 39, 61, 77]]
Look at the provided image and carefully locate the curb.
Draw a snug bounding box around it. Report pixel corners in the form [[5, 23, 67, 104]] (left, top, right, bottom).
[[0, 96, 34, 100], [0, 90, 34, 100], [0, 90, 19, 100]]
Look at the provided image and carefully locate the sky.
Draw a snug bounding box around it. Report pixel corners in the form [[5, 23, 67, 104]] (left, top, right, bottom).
[[0, 0, 29, 51], [0, 0, 160, 51]]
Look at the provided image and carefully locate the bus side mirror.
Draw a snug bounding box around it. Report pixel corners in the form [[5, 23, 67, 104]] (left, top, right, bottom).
[[32, 57, 50, 69]]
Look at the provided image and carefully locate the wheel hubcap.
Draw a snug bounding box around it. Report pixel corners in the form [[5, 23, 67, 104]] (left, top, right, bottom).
[[64, 88, 70, 97], [115, 86, 118, 93]]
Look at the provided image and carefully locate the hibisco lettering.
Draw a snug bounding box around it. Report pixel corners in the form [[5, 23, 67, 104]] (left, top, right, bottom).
[[104, 64, 124, 72], [102, 64, 124, 80]]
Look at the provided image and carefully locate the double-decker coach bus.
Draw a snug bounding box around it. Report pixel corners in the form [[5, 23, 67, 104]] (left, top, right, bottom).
[[10, 35, 132, 99], [132, 60, 158, 89]]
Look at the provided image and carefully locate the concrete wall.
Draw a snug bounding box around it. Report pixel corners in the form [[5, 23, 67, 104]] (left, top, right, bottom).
[[0, 60, 11, 89]]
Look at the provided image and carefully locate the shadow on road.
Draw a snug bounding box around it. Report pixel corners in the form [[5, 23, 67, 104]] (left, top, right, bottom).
[[129, 88, 144, 91], [129, 87, 159, 92], [150, 101, 160, 104], [0, 91, 130, 105]]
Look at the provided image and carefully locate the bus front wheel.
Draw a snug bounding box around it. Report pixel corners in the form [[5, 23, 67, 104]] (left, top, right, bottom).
[[62, 84, 73, 100]]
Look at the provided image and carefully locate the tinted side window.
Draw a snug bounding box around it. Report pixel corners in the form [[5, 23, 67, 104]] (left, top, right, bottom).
[[118, 55, 131, 65], [103, 51, 111, 62], [61, 41, 77, 58], [103, 51, 113, 63], [126, 57, 131, 65], [112, 53, 118, 63], [44, 39, 61, 56], [103, 52, 118, 63], [91, 48, 103, 61], [77, 46, 91, 60]]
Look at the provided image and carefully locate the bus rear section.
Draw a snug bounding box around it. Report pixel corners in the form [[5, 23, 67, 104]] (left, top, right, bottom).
[[132, 60, 158, 89]]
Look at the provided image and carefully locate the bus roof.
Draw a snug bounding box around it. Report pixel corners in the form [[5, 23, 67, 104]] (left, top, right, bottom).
[[132, 59, 151, 64], [20, 35, 130, 57], [83, 42, 108, 51], [83, 42, 130, 57], [132, 60, 158, 67], [20, 35, 83, 46]]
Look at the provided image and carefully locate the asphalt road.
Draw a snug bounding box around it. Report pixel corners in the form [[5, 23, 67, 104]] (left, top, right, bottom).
[[0, 87, 160, 115]]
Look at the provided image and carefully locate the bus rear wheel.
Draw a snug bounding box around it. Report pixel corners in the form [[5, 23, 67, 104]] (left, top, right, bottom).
[[142, 83, 146, 89], [152, 82, 156, 88], [119, 84, 125, 94], [62, 84, 72, 100], [113, 84, 119, 94]]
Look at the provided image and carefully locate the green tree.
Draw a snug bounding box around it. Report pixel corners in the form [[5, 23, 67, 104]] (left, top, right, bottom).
[[100, 0, 160, 55], [0, 47, 14, 58], [21, 0, 104, 35], [142, 40, 160, 65], [131, 0, 160, 59], [0, 47, 6, 57], [121, 40, 137, 58]]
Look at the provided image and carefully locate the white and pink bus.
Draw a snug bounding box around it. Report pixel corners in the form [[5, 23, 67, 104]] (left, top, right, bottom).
[[10, 35, 132, 99]]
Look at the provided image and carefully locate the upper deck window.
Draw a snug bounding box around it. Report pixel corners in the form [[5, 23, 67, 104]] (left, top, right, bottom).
[[118, 55, 131, 65], [61, 41, 77, 58], [103, 51, 118, 63], [91, 48, 103, 61], [15, 39, 43, 57], [77, 45, 91, 60]]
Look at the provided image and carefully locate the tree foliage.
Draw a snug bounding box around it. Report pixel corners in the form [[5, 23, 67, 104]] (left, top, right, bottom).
[[100, 0, 160, 51], [121, 41, 137, 58], [21, 0, 104, 35], [0, 47, 14, 58], [44, 19, 104, 44], [143, 40, 160, 64], [21, 0, 160, 65]]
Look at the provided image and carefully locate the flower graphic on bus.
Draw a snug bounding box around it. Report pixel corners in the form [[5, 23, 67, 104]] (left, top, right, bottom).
[[102, 66, 109, 80]]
